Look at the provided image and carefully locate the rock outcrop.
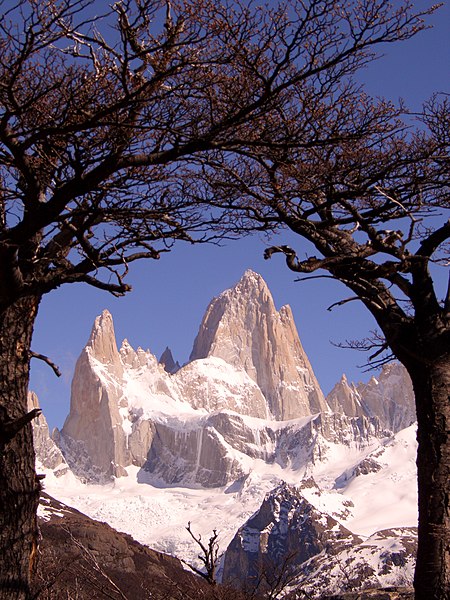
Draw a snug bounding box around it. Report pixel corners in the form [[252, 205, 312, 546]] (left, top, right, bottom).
[[222, 483, 417, 597], [28, 392, 69, 476], [61, 310, 129, 478], [190, 270, 328, 419], [327, 374, 366, 418], [159, 347, 180, 374], [326, 363, 415, 433], [222, 482, 360, 593]]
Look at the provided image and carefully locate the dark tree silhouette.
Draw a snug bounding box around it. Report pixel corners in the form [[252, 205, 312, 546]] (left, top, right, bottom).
[[193, 92, 449, 598], [182, 522, 220, 585], [0, 0, 436, 598]]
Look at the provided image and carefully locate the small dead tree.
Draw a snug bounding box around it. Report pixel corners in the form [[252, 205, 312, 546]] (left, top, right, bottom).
[[182, 522, 220, 586]]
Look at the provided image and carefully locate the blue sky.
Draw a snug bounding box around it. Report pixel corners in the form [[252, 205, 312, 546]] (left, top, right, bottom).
[[30, 1, 450, 430]]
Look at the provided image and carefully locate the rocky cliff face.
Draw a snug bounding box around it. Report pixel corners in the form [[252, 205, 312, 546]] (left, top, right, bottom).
[[141, 410, 384, 487], [60, 310, 190, 479], [357, 363, 416, 432], [61, 310, 130, 478], [222, 482, 360, 593], [28, 391, 69, 476], [326, 363, 415, 433], [55, 271, 414, 486], [190, 270, 328, 419], [222, 483, 417, 597]]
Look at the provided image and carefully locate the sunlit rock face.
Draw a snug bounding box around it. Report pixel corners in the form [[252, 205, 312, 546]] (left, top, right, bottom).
[[326, 363, 415, 433], [327, 374, 366, 418], [28, 391, 69, 477], [61, 310, 129, 478], [190, 269, 328, 420], [54, 271, 414, 485], [356, 362, 416, 432]]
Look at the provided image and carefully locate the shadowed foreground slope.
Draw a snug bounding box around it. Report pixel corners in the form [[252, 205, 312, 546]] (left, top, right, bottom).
[[32, 493, 212, 600]]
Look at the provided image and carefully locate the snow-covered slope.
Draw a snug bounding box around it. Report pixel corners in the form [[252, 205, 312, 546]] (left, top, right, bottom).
[[37, 422, 418, 590], [222, 482, 417, 596], [33, 270, 418, 595]]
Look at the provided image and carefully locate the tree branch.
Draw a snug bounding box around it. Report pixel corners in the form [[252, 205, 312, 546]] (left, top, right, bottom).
[[0, 407, 42, 447], [327, 296, 360, 311], [416, 219, 450, 258], [29, 351, 61, 377]]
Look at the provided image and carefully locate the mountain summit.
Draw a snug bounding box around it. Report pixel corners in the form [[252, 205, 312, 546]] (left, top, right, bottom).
[[35, 271, 419, 595], [190, 270, 327, 419], [56, 271, 414, 485]]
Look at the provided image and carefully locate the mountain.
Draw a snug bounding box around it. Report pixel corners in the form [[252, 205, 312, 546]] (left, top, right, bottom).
[[32, 270, 418, 596], [326, 364, 416, 433], [59, 270, 414, 483], [190, 270, 328, 419], [222, 482, 361, 593], [60, 270, 334, 481], [222, 483, 417, 597], [36, 421, 418, 596]]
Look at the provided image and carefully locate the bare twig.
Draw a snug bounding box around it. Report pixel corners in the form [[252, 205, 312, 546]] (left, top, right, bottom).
[[182, 522, 220, 586], [29, 351, 61, 377], [327, 296, 360, 311]]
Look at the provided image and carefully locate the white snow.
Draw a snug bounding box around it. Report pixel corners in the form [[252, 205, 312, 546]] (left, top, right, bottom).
[[340, 425, 418, 536], [40, 423, 418, 572], [37, 302, 418, 585]]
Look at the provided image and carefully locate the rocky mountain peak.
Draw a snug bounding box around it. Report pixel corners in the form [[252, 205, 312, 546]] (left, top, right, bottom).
[[326, 374, 364, 418], [189, 270, 276, 358], [222, 482, 360, 594], [231, 268, 272, 298], [87, 309, 121, 368], [159, 346, 180, 374], [62, 309, 127, 478], [358, 362, 415, 432], [327, 363, 415, 432], [190, 270, 328, 420]]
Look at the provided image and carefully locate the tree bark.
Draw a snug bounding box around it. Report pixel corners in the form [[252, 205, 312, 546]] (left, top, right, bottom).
[[0, 296, 41, 600], [410, 356, 450, 600]]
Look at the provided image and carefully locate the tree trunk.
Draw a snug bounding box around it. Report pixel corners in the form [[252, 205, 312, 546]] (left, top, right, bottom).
[[0, 296, 41, 600], [410, 356, 450, 600]]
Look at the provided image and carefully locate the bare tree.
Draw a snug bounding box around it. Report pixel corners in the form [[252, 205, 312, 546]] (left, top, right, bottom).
[[194, 91, 449, 598], [0, 1, 435, 598], [182, 522, 220, 586], [250, 551, 306, 600]]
